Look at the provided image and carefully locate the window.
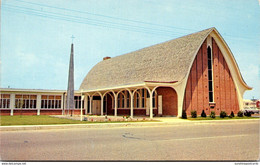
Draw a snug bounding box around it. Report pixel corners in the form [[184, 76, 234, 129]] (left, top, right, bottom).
[[74, 96, 83, 109], [152, 92, 156, 108], [117, 93, 120, 108], [136, 91, 140, 108], [0, 94, 10, 109], [15, 94, 37, 109], [207, 47, 214, 102], [146, 90, 156, 108], [121, 92, 125, 108], [126, 92, 130, 108], [141, 89, 145, 108], [41, 95, 61, 109]]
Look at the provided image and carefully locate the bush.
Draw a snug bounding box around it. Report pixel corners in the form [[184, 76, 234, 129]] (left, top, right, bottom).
[[201, 110, 207, 117], [182, 110, 187, 119], [237, 111, 244, 117], [220, 111, 227, 118], [230, 111, 235, 117], [244, 111, 252, 117], [191, 110, 197, 118], [210, 111, 215, 118]]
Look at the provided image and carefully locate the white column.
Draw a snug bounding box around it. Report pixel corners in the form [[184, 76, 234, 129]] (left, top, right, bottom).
[[150, 92, 153, 119], [101, 95, 104, 116], [84, 95, 88, 115], [130, 92, 134, 118], [114, 94, 118, 116], [61, 93, 64, 115], [10, 93, 15, 116], [36, 94, 41, 116], [80, 93, 83, 121], [89, 96, 93, 114]]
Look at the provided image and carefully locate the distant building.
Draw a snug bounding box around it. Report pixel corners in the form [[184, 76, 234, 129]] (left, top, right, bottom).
[[243, 99, 260, 109], [0, 27, 252, 118]]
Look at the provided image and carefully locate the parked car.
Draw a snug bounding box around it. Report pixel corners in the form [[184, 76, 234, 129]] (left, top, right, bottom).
[[243, 107, 260, 114]]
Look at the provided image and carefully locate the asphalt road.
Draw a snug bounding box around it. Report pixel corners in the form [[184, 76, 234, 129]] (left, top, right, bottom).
[[1, 120, 259, 161]]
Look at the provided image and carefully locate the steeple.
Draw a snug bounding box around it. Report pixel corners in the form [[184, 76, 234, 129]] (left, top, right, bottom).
[[66, 41, 75, 116]]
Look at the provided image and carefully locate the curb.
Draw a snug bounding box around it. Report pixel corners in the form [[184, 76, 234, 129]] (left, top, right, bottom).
[[0, 119, 259, 132]]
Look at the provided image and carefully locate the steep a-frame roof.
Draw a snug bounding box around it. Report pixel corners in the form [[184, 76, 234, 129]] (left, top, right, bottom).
[[80, 27, 252, 92], [80, 28, 213, 91]]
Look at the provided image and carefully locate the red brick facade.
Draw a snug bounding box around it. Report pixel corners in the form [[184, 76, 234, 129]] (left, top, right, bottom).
[[156, 87, 178, 116], [183, 38, 239, 116], [0, 109, 11, 116]]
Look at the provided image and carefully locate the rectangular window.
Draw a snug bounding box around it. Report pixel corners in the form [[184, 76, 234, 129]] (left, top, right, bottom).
[[74, 96, 83, 109], [207, 47, 214, 102], [117, 94, 120, 108], [142, 89, 145, 108], [122, 93, 125, 108], [41, 95, 62, 109], [136, 92, 139, 108], [152, 92, 156, 108], [126, 92, 130, 108], [15, 94, 37, 109], [0, 94, 10, 109]]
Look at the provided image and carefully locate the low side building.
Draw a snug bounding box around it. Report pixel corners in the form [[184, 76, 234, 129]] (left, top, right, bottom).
[[0, 88, 85, 116]]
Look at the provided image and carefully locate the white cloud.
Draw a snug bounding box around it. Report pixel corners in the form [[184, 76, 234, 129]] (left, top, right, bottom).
[[15, 51, 39, 67]]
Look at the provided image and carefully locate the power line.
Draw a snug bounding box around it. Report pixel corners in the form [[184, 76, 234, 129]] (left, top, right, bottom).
[[3, 4, 185, 36], [2, 4, 187, 37], [13, 0, 195, 32], [2, 1, 256, 41]]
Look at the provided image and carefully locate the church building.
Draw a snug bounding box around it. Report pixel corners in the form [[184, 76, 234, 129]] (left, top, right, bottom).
[[0, 27, 252, 118]]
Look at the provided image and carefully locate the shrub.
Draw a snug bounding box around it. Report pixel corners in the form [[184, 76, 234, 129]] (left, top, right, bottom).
[[191, 110, 197, 118], [220, 111, 227, 118], [210, 111, 215, 118], [237, 111, 244, 117], [201, 110, 207, 117], [182, 110, 187, 119], [244, 111, 251, 117], [230, 111, 235, 117]]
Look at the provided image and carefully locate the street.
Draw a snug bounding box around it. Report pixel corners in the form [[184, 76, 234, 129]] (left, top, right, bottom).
[[1, 120, 259, 161]]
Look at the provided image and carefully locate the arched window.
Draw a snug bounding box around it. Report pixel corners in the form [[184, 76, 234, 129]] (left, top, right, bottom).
[[207, 46, 214, 102]]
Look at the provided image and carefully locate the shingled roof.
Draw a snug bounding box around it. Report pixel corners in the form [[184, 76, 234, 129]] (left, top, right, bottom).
[[80, 27, 214, 91]]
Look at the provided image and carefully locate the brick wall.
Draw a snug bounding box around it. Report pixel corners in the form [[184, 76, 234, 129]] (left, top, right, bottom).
[[183, 38, 239, 116], [156, 87, 178, 116], [0, 109, 11, 116], [13, 109, 38, 115]]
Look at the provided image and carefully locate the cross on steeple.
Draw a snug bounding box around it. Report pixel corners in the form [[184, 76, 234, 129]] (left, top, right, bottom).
[[71, 35, 75, 43]]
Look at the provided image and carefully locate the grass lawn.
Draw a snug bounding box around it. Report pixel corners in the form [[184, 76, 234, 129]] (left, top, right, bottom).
[[186, 116, 259, 120], [0, 115, 157, 126]]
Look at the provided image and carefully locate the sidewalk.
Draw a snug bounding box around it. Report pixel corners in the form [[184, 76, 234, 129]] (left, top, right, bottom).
[[0, 117, 259, 132]]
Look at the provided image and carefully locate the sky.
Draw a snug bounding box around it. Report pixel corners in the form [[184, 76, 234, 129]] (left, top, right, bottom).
[[1, 0, 259, 99]]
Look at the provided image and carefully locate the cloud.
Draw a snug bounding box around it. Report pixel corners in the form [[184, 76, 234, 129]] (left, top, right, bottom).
[[15, 51, 39, 67]]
